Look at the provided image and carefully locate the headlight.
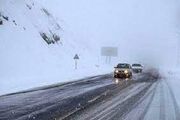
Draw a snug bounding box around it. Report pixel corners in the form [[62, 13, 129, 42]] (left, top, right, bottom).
[[115, 70, 119, 73], [124, 70, 128, 74], [115, 79, 119, 84]]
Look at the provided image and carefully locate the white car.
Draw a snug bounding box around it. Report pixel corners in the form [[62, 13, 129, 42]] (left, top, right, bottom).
[[132, 64, 143, 73], [0, 19, 3, 25]]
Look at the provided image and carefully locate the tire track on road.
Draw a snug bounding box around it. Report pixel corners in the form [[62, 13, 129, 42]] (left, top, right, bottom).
[[159, 81, 165, 120], [93, 83, 152, 120], [137, 81, 158, 120], [165, 80, 180, 120], [122, 81, 159, 120], [63, 81, 134, 120]]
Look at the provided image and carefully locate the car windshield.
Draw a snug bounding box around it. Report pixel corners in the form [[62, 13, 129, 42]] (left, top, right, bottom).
[[132, 64, 142, 67], [117, 64, 130, 68]]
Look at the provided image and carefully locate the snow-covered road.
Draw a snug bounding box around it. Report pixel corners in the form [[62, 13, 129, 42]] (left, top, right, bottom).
[[67, 82, 152, 120], [64, 74, 180, 120], [123, 79, 180, 120], [0, 70, 173, 120]]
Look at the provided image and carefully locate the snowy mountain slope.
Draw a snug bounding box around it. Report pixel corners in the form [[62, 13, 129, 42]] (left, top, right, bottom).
[[0, 0, 111, 95]]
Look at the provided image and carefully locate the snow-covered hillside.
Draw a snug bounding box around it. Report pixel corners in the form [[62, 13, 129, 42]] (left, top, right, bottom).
[[0, 0, 112, 95]]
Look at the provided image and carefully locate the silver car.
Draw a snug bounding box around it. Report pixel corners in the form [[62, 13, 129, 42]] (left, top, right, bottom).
[[114, 63, 132, 78]]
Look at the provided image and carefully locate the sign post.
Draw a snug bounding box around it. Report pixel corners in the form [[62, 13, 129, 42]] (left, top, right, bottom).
[[73, 54, 79, 69]]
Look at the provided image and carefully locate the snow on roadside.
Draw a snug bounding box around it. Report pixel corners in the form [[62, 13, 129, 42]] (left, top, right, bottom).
[[0, 65, 112, 96], [161, 68, 180, 109]]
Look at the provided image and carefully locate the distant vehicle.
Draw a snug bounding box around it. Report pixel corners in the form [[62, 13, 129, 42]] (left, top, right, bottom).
[[0, 19, 3, 25], [114, 63, 132, 78], [132, 64, 143, 73]]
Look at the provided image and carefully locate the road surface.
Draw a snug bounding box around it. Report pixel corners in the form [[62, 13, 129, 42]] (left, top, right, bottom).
[[0, 70, 179, 120]]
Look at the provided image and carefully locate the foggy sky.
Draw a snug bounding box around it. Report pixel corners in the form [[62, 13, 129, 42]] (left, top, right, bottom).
[[40, 0, 180, 68]]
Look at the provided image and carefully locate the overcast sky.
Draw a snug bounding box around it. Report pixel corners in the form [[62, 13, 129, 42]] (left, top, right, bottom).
[[40, 0, 179, 68]]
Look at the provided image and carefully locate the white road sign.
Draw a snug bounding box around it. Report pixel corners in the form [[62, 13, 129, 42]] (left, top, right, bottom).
[[101, 47, 118, 57]]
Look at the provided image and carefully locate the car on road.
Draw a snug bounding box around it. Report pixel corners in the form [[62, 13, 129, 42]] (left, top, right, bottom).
[[0, 19, 3, 25], [114, 63, 132, 78], [132, 64, 143, 73]]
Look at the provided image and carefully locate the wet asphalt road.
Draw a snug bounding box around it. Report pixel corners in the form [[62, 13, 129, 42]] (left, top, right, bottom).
[[0, 71, 159, 120]]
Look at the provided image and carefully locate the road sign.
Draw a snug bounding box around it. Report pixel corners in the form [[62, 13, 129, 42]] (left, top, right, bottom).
[[73, 54, 79, 69], [101, 47, 118, 57], [74, 54, 79, 60], [101, 47, 118, 64]]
